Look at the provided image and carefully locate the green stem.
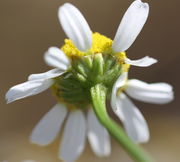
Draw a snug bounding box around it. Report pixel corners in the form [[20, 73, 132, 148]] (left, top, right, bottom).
[[90, 84, 154, 162]]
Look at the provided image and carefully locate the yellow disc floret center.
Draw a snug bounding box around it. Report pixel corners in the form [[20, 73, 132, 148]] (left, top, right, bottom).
[[61, 32, 130, 72], [61, 32, 112, 56]]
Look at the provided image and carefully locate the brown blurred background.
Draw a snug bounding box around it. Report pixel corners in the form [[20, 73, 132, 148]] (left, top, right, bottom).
[[0, 0, 180, 161]]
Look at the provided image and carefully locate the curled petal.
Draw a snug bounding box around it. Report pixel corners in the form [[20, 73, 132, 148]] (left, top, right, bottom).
[[111, 72, 128, 111], [125, 56, 157, 67], [87, 108, 111, 157], [30, 104, 67, 146], [112, 0, 149, 52], [6, 79, 53, 103], [44, 47, 70, 70], [126, 79, 174, 104], [59, 3, 92, 51], [59, 110, 86, 162], [113, 93, 149, 143]]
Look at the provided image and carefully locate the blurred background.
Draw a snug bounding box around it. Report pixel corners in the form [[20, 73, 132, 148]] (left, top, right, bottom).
[[0, 0, 180, 161]]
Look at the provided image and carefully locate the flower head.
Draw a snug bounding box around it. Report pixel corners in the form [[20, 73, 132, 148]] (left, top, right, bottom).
[[5, 1, 173, 162]]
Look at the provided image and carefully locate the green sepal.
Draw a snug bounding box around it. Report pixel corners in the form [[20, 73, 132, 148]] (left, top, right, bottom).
[[53, 54, 122, 108]]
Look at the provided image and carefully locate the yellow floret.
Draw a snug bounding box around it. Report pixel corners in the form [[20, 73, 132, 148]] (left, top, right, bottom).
[[60, 32, 130, 71], [115, 52, 130, 72], [90, 32, 113, 54], [61, 32, 113, 57], [61, 39, 84, 57]]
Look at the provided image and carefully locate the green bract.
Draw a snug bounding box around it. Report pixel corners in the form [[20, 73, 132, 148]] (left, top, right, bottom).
[[52, 53, 122, 109]]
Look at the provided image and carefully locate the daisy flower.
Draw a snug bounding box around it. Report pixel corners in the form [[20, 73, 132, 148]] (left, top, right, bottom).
[[5, 0, 173, 162]]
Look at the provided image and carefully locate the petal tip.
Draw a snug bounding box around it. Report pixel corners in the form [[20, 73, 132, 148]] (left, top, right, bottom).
[[5, 90, 14, 104], [125, 56, 158, 67], [30, 132, 52, 146], [44, 47, 70, 70], [136, 0, 149, 7], [30, 139, 48, 146], [112, 0, 149, 52], [135, 136, 150, 144], [145, 56, 158, 66], [6, 99, 12, 104]]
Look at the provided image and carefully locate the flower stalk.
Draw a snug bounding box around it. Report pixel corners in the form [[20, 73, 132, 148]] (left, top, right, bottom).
[[90, 84, 154, 162]]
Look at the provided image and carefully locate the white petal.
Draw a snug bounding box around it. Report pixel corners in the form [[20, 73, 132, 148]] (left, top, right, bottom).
[[28, 68, 65, 81], [59, 3, 92, 51], [125, 79, 174, 104], [114, 93, 149, 143], [6, 79, 53, 103], [44, 47, 70, 70], [60, 110, 86, 162], [30, 103, 67, 146], [112, 0, 149, 52], [87, 109, 111, 157], [125, 56, 157, 67], [111, 72, 128, 111]]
